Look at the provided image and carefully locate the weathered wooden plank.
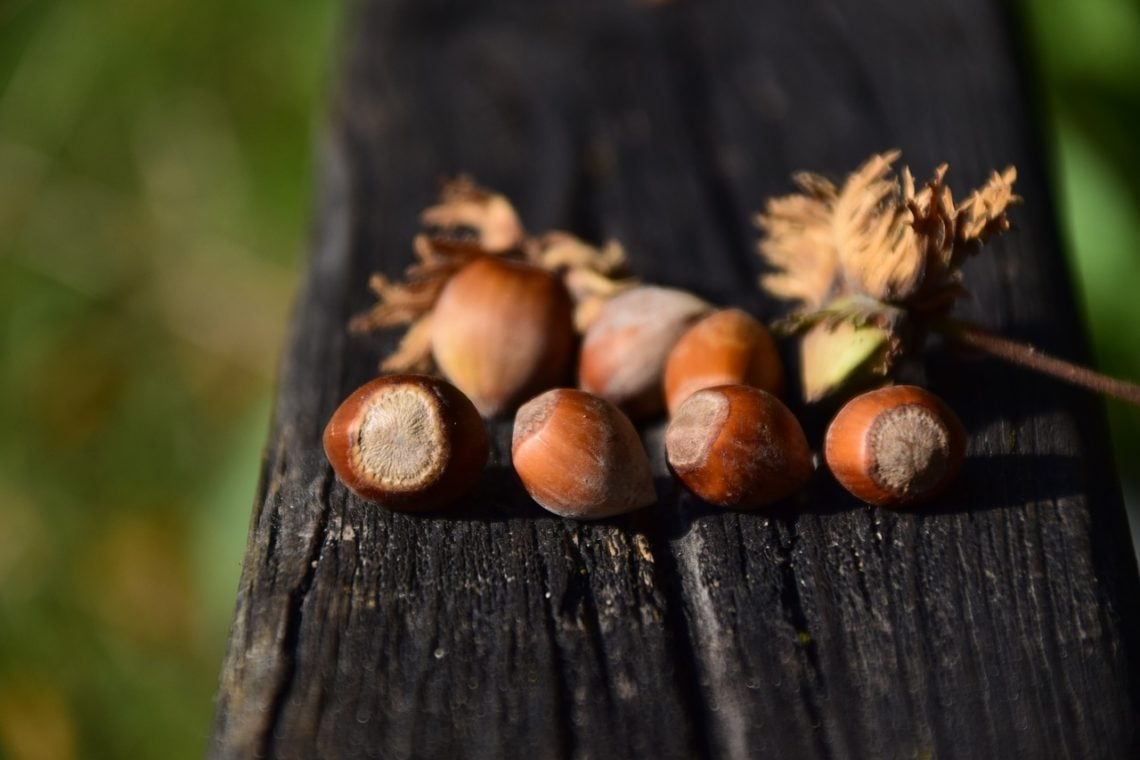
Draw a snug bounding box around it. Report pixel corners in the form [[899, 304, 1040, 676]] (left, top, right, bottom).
[[212, 1, 1140, 757]]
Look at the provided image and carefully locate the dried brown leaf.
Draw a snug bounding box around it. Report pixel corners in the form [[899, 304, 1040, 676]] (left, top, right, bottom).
[[420, 176, 525, 253], [529, 231, 637, 330], [348, 238, 477, 334], [531, 232, 629, 277]]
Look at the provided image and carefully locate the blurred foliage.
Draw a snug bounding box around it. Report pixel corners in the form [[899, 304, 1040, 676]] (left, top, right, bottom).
[[0, 0, 1137, 757], [1015, 0, 1140, 533], [0, 0, 337, 757]]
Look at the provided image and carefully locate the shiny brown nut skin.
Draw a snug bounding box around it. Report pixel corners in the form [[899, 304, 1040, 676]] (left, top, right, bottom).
[[663, 308, 784, 415], [323, 375, 488, 511], [578, 286, 710, 419], [666, 385, 811, 509], [512, 388, 656, 519], [432, 256, 575, 418], [824, 385, 966, 507]]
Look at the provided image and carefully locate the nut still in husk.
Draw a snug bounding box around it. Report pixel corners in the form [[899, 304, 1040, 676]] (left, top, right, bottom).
[[756, 150, 1140, 408], [349, 177, 635, 419]]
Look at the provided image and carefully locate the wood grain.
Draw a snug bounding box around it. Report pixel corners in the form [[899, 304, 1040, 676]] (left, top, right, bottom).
[[211, 1, 1140, 757]]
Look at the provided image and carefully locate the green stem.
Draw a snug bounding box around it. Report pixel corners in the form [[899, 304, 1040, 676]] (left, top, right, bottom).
[[934, 319, 1140, 407]]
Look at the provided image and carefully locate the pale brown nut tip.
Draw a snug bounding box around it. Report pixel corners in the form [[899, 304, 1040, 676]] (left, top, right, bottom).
[[323, 375, 488, 512], [824, 385, 966, 507]]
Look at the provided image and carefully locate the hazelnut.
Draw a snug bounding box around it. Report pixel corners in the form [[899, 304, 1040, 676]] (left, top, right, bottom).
[[824, 385, 966, 507], [578, 286, 710, 419], [663, 308, 783, 415], [431, 256, 575, 418], [512, 389, 656, 519], [323, 375, 488, 511], [665, 385, 811, 508]]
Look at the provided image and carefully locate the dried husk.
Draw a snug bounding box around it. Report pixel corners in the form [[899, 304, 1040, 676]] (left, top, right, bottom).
[[351, 178, 635, 373], [757, 151, 1018, 400]]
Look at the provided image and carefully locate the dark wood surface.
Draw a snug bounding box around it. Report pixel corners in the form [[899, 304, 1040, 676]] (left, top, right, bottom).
[[211, 1, 1140, 757]]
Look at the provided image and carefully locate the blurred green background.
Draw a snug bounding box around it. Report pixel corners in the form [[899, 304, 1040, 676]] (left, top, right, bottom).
[[0, 0, 1136, 757], [0, 0, 338, 756], [1017, 0, 1140, 534]]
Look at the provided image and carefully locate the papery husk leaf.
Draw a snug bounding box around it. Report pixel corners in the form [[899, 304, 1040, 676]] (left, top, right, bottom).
[[901, 165, 958, 299], [955, 166, 1019, 249], [348, 237, 479, 333], [562, 267, 638, 332], [756, 172, 840, 311], [832, 150, 932, 302], [530, 232, 637, 332], [761, 152, 1018, 316], [420, 176, 525, 253], [348, 273, 441, 332], [532, 232, 628, 276], [379, 312, 436, 373]]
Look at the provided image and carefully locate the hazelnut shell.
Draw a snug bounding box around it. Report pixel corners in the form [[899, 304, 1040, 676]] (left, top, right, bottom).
[[824, 385, 966, 507], [512, 388, 656, 519], [664, 308, 783, 415], [578, 286, 710, 419], [432, 256, 575, 418], [666, 385, 811, 508], [323, 374, 488, 511]]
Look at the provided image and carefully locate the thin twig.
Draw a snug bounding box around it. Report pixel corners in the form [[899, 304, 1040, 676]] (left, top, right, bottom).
[[935, 319, 1140, 407]]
